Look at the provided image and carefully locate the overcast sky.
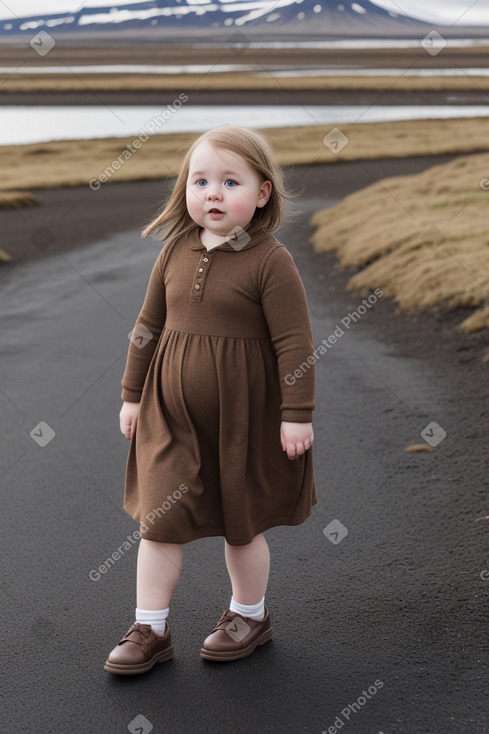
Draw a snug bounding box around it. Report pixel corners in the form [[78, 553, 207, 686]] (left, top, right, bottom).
[[0, 0, 487, 24], [373, 0, 488, 23]]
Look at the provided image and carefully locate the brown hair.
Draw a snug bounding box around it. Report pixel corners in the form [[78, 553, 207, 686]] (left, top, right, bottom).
[[142, 126, 286, 243]]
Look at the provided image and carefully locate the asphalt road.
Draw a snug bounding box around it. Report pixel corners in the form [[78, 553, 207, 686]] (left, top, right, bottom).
[[1, 159, 489, 733]]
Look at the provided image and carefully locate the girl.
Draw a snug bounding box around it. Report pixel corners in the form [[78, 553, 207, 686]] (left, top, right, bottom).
[[104, 126, 316, 674]]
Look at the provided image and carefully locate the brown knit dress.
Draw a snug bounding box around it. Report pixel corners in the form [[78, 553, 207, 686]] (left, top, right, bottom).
[[121, 220, 316, 546]]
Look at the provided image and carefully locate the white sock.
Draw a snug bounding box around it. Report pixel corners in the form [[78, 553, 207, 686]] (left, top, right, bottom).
[[135, 607, 169, 636], [229, 596, 265, 622]]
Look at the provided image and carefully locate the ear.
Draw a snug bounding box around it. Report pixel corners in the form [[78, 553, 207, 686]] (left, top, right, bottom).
[[256, 180, 272, 209]]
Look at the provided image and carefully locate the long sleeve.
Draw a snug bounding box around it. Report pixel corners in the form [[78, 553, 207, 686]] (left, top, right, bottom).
[[121, 249, 167, 402], [259, 245, 315, 423]]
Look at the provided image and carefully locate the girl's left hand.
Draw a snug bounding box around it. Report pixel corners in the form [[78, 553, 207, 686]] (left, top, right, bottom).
[[280, 421, 314, 460]]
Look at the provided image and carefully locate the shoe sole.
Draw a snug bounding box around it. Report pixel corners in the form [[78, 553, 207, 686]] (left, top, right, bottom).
[[104, 646, 175, 675], [200, 628, 272, 662]]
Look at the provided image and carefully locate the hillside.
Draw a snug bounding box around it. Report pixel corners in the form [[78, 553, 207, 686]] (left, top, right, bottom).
[[0, 0, 457, 40]]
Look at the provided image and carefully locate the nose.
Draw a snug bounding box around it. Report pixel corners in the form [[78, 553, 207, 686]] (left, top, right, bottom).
[[206, 188, 222, 201]]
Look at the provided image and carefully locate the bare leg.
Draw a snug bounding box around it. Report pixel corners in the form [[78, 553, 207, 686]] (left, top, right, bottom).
[[136, 539, 183, 609], [224, 533, 270, 605]]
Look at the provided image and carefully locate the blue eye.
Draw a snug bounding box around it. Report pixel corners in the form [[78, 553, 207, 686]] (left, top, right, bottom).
[[196, 179, 207, 187], [224, 179, 238, 188]]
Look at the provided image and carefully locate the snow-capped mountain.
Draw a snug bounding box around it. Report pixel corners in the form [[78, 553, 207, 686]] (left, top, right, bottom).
[[0, 0, 485, 39]]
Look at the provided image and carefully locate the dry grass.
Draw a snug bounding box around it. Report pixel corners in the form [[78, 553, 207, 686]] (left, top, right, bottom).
[[4, 119, 489, 330], [1, 70, 489, 92], [0, 190, 38, 209], [405, 444, 434, 453], [310, 151, 489, 333], [1, 117, 489, 194]]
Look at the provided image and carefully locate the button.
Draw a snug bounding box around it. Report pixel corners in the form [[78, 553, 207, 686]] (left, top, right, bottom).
[[198, 267, 204, 273], [194, 284, 200, 290], [203, 257, 209, 262]]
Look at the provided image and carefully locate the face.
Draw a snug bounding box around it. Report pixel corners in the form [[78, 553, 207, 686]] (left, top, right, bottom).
[[186, 140, 272, 238]]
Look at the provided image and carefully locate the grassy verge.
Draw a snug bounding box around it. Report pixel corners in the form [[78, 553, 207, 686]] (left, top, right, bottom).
[[1, 71, 489, 92], [310, 151, 489, 333], [4, 119, 489, 311], [2, 117, 489, 193], [0, 190, 38, 209]]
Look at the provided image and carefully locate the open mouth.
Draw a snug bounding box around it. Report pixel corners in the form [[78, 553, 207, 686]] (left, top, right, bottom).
[[208, 208, 225, 219]]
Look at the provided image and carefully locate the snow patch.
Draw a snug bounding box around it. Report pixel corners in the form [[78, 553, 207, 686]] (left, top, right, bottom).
[[78, 6, 218, 24], [47, 16, 75, 28], [20, 20, 45, 30]]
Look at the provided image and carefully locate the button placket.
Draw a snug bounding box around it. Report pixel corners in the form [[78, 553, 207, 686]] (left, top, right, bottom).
[[191, 251, 213, 302]]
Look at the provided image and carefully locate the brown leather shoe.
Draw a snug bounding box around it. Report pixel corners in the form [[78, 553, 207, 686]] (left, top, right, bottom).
[[104, 622, 174, 675], [200, 606, 272, 661]]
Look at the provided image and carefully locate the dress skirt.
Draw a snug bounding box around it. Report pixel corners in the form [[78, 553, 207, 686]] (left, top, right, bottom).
[[123, 327, 316, 546]]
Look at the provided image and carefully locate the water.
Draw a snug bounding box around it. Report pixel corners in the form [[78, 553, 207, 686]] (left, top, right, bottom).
[[2, 105, 488, 146], [197, 39, 489, 49], [263, 67, 489, 77], [1, 64, 489, 76], [0, 64, 258, 75]]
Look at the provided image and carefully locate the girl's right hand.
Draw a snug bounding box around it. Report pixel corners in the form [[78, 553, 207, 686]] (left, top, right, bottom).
[[120, 401, 140, 440]]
